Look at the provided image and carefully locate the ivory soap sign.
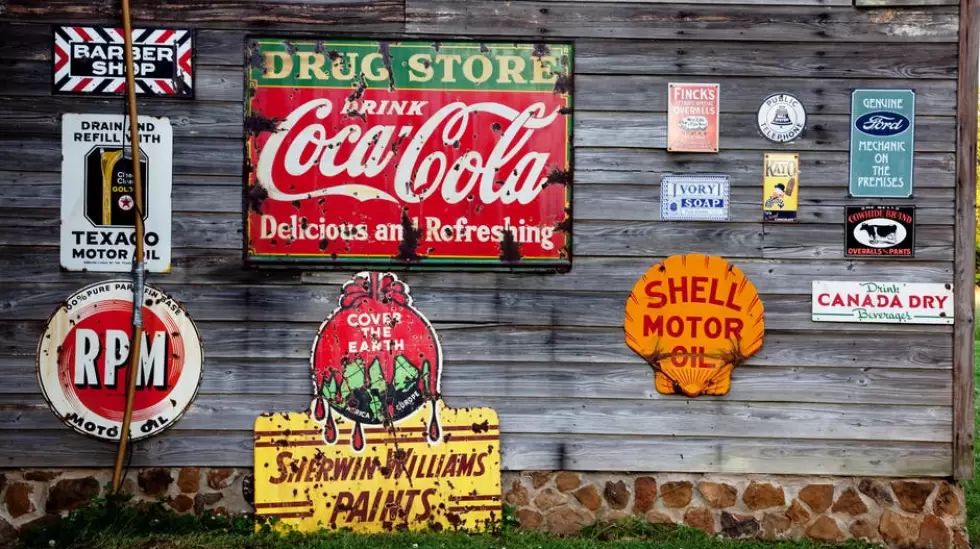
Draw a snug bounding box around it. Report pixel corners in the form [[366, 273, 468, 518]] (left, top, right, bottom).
[[254, 272, 500, 533], [244, 39, 572, 270], [61, 113, 173, 272], [667, 83, 719, 153], [812, 281, 952, 324], [624, 254, 765, 398]]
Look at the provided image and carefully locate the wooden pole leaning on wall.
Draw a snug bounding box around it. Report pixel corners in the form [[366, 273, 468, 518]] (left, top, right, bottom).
[[111, 0, 147, 493]]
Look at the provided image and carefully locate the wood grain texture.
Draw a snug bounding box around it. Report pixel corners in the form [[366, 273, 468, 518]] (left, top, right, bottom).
[[0, 178, 956, 224], [0, 285, 956, 334], [1, 24, 958, 78], [952, 0, 978, 481], [0, 99, 956, 153], [0, 247, 953, 297], [576, 150, 956, 187], [0, 62, 960, 115], [0, 1, 404, 28], [0, 431, 952, 475], [0, 356, 952, 405], [0, 320, 953, 368], [406, 2, 958, 42], [0, 393, 951, 442], [857, 0, 958, 6]]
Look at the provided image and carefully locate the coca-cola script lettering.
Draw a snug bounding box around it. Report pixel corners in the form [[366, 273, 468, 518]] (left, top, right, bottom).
[[245, 39, 573, 270]]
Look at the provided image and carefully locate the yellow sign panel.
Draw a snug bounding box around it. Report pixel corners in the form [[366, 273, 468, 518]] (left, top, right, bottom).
[[624, 254, 765, 397], [254, 272, 500, 533], [763, 152, 799, 222]]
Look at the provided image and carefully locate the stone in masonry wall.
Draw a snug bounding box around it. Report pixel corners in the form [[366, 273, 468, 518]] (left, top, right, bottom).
[[0, 468, 970, 549]]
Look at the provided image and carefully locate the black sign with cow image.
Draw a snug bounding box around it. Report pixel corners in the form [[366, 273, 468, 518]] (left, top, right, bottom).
[[844, 206, 915, 258]]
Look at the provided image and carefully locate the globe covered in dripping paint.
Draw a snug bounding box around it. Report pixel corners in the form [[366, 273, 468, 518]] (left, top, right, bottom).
[[310, 272, 443, 450]]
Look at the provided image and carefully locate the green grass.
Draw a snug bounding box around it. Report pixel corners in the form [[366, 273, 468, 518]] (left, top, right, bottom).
[[15, 495, 881, 549], [965, 337, 980, 545]]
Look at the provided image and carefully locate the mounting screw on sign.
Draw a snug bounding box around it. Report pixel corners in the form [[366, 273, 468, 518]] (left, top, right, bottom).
[[36, 280, 204, 442], [623, 254, 765, 397]]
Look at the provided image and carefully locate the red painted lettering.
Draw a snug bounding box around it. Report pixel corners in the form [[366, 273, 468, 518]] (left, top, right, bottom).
[[690, 276, 709, 303], [644, 280, 666, 308], [668, 277, 688, 304], [724, 318, 743, 340]]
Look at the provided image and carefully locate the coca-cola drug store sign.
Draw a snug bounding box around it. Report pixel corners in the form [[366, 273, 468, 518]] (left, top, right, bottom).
[[244, 39, 573, 270]]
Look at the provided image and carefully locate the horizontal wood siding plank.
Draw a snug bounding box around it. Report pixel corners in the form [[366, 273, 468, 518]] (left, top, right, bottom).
[[0, 394, 951, 442], [406, 2, 958, 42], [0, 62, 959, 116], [0, 287, 955, 333], [0, 1, 405, 28], [0, 322, 953, 368], [0, 24, 957, 78], [0, 178, 954, 224], [0, 247, 953, 296], [763, 224, 954, 260], [0, 431, 951, 475], [575, 150, 955, 188], [0, 100, 955, 153], [1, 356, 951, 405]]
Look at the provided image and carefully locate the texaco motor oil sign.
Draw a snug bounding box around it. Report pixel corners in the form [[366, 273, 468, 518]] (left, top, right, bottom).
[[37, 281, 203, 441], [61, 113, 173, 272], [254, 272, 500, 532], [244, 39, 572, 270]]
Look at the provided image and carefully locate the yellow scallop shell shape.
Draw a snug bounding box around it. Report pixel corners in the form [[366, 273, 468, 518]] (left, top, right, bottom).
[[624, 254, 765, 397]]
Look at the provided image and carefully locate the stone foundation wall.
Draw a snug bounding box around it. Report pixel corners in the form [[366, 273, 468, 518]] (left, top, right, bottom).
[[0, 468, 970, 549]]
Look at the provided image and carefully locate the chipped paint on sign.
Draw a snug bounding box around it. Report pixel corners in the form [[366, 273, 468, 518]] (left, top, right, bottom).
[[763, 152, 799, 222], [243, 39, 573, 270], [667, 83, 719, 153], [254, 272, 500, 532], [624, 254, 765, 397], [36, 280, 203, 441]]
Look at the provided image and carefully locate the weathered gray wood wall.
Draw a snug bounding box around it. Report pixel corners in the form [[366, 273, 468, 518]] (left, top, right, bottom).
[[0, 0, 965, 477]]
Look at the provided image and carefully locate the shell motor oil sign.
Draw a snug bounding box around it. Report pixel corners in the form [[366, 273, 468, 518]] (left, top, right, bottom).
[[244, 39, 572, 270], [624, 254, 765, 397], [254, 272, 500, 532], [36, 280, 203, 441]]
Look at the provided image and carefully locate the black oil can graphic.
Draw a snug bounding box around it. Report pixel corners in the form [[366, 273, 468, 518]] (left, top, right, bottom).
[[84, 146, 148, 227]]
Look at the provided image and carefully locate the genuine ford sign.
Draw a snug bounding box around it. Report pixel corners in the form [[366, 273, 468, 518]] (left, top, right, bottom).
[[855, 112, 911, 137]]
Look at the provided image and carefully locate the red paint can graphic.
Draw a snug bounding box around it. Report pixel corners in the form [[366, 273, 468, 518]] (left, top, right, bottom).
[[36, 280, 204, 442], [310, 272, 442, 451]]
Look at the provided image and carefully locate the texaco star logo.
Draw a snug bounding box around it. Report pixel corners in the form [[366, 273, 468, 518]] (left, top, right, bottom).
[[118, 195, 134, 211]]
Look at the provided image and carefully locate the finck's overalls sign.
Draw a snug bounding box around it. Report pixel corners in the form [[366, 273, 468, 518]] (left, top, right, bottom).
[[243, 39, 573, 270]]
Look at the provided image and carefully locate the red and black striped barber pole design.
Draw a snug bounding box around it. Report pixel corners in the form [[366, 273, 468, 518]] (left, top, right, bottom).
[[53, 26, 194, 97]]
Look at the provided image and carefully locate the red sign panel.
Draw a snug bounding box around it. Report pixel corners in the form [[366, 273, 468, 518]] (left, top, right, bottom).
[[244, 39, 573, 270]]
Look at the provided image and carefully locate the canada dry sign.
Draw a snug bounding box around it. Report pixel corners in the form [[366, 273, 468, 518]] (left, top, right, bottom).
[[624, 254, 765, 397], [36, 281, 203, 442]]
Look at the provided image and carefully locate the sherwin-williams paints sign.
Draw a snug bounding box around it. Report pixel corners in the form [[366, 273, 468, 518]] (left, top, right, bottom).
[[624, 254, 765, 398], [244, 39, 573, 270], [254, 272, 500, 532], [849, 89, 915, 198]]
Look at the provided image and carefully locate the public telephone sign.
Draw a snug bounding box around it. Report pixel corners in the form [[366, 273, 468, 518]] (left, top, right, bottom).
[[36, 281, 204, 442], [243, 39, 573, 270], [849, 89, 915, 198]]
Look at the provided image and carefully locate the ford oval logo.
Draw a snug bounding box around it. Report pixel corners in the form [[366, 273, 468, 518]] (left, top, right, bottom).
[[855, 111, 910, 137]]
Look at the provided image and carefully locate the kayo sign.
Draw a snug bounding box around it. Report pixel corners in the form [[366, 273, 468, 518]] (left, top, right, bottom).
[[624, 254, 765, 397], [61, 113, 173, 272], [53, 26, 194, 97], [254, 272, 500, 532], [812, 281, 953, 324], [244, 39, 573, 270], [37, 281, 203, 441]]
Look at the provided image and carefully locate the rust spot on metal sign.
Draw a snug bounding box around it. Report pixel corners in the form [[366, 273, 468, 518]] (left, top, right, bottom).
[[553, 73, 572, 94], [247, 184, 269, 214], [244, 114, 281, 134], [532, 43, 550, 58], [396, 211, 422, 262], [498, 229, 522, 263], [378, 42, 397, 90]]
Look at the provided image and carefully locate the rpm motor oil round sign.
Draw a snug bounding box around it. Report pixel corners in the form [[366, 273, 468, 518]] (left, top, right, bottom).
[[36, 280, 203, 442]]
